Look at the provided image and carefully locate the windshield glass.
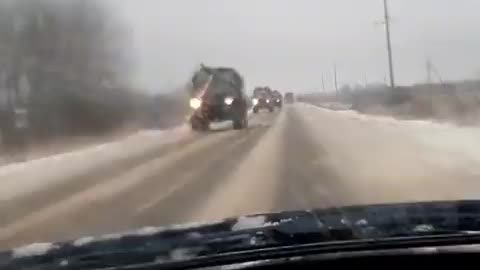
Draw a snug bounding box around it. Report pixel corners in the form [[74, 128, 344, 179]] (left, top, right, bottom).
[[2, 0, 480, 256]]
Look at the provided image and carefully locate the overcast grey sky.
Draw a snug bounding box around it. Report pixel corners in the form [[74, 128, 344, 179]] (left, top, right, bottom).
[[113, 0, 480, 93]]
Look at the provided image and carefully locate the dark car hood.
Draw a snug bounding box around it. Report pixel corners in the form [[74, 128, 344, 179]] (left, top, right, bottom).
[[3, 200, 480, 269]]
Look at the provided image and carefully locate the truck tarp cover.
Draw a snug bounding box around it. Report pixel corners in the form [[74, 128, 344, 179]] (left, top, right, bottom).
[[253, 87, 272, 98], [191, 65, 244, 102]]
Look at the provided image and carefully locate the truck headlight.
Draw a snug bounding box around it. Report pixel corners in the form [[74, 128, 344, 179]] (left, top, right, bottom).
[[224, 97, 234, 105], [252, 98, 259, 105], [189, 98, 202, 109], [276, 99, 280, 102], [266, 99, 270, 103]]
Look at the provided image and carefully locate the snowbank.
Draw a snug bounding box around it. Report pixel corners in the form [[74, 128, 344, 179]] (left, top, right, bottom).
[[301, 102, 480, 165]]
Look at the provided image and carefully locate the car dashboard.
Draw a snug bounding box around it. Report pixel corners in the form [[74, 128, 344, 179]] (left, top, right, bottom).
[[212, 245, 479, 270]]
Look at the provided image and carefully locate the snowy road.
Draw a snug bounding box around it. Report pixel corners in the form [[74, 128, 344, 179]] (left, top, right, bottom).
[[3, 104, 480, 249]]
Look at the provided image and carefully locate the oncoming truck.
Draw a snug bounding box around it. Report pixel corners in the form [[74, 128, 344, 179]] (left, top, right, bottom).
[[188, 64, 249, 131], [285, 92, 295, 104], [272, 90, 283, 108], [252, 87, 274, 113]]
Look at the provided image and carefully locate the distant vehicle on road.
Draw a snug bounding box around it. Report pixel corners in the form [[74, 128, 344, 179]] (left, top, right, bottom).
[[272, 90, 283, 108], [252, 87, 274, 113], [285, 92, 295, 104], [188, 64, 248, 131]]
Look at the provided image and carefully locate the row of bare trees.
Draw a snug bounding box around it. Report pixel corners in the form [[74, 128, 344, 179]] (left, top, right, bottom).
[[0, 0, 188, 154]]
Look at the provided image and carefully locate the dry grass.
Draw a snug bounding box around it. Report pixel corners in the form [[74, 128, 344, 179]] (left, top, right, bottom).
[[301, 83, 480, 126], [350, 85, 480, 125]]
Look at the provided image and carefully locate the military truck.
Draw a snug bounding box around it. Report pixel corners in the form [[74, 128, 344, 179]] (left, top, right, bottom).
[[252, 87, 274, 113], [188, 64, 248, 131], [285, 92, 295, 104], [272, 90, 283, 108]]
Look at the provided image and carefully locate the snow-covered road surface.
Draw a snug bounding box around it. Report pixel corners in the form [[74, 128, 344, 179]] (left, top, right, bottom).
[[2, 103, 480, 249]]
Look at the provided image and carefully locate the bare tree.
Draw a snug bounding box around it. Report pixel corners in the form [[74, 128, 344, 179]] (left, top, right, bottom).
[[0, 0, 137, 141]]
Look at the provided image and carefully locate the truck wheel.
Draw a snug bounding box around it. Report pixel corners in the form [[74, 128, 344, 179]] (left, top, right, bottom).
[[191, 116, 209, 131], [191, 121, 201, 131], [243, 118, 248, 129], [233, 108, 248, 130], [233, 117, 248, 130], [253, 107, 259, 114], [268, 106, 274, 112], [233, 121, 241, 130]]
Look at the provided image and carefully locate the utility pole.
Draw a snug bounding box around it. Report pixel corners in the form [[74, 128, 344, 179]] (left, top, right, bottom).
[[426, 57, 433, 84], [321, 74, 326, 92], [431, 61, 444, 85], [333, 64, 338, 96], [383, 0, 395, 89]]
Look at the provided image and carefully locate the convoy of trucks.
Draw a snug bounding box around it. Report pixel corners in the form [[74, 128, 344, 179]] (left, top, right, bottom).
[[187, 64, 291, 131]]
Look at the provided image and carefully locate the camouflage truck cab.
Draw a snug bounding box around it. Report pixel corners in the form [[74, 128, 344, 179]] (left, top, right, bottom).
[[251, 87, 274, 113], [188, 64, 248, 131]]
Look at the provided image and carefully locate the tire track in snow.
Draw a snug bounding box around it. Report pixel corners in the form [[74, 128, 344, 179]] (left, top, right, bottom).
[[191, 110, 285, 222]]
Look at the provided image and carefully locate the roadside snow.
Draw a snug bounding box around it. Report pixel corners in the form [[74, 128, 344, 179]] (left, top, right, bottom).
[[300, 102, 480, 184], [0, 125, 188, 201], [293, 103, 480, 204], [302, 103, 480, 164], [302, 103, 450, 128]]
